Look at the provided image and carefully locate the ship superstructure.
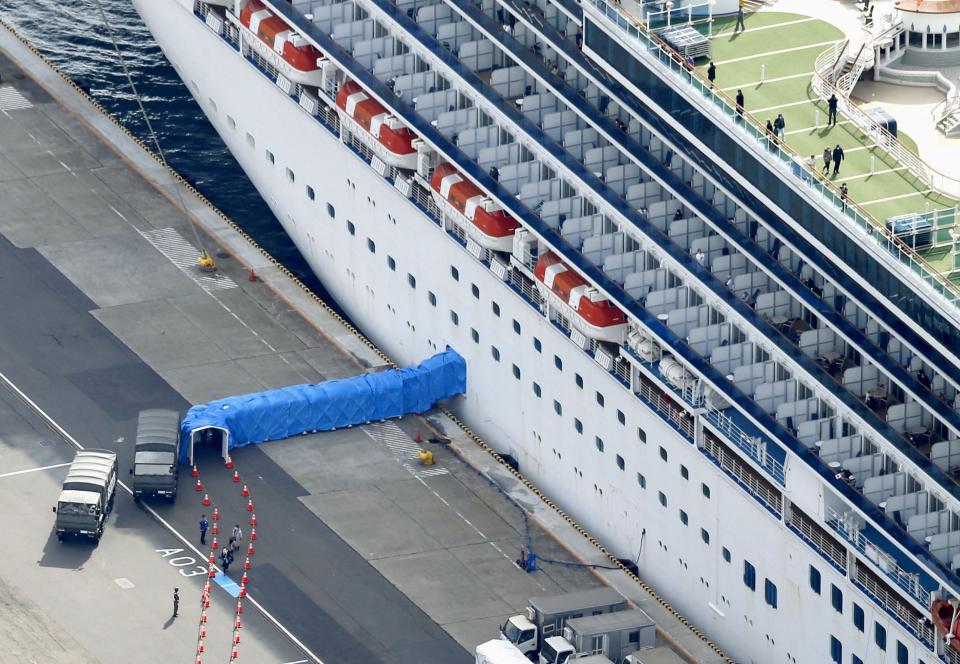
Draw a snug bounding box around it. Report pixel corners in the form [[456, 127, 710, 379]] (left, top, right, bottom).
[[135, 0, 960, 661]]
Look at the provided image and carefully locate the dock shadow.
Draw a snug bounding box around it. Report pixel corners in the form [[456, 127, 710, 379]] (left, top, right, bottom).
[[37, 529, 95, 570]]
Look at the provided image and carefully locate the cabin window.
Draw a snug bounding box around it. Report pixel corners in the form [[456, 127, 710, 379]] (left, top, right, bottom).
[[450, 310, 459, 326], [658, 491, 667, 507], [616, 454, 624, 470], [471, 283, 480, 299], [553, 400, 562, 416], [265, 149, 275, 165], [491, 346, 500, 362], [722, 547, 731, 563], [533, 382, 541, 398], [637, 473, 646, 488], [617, 409, 625, 425], [387, 255, 395, 271], [450, 265, 459, 281], [596, 391, 605, 407], [227, 115, 236, 130], [306, 185, 315, 200], [829, 636, 841, 664], [679, 510, 688, 526], [595, 436, 604, 453], [680, 465, 689, 480], [285, 167, 295, 183], [407, 273, 415, 288], [743, 561, 757, 591], [896, 641, 907, 664], [491, 301, 500, 317], [701, 483, 711, 499], [574, 419, 583, 434], [659, 446, 668, 462], [427, 291, 436, 306], [852, 603, 864, 631], [874, 623, 886, 650], [810, 566, 821, 595], [512, 319, 521, 335], [327, 203, 335, 218], [832, 585, 843, 614], [575, 373, 583, 389], [347, 221, 355, 236], [700, 528, 709, 544], [246, 132, 255, 148], [471, 328, 479, 343], [764, 579, 777, 609], [554, 355, 562, 371], [533, 338, 542, 353], [638, 427, 647, 443], [512, 364, 520, 380], [367, 238, 376, 253]]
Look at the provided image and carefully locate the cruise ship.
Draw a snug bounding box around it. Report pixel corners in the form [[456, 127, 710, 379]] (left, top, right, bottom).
[[132, 0, 960, 661]]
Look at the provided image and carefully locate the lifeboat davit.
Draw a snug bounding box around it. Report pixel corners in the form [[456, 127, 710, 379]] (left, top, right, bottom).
[[238, 0, 324, 86], [335, 81, 418, 171], [430, 163, 519, 252], [534, 252, 627, 343], [933, 599, 960, 642]]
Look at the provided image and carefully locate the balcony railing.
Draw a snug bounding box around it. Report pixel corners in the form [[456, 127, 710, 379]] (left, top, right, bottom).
[[826, 505, 928, 607], [586, 0, 960, 314]]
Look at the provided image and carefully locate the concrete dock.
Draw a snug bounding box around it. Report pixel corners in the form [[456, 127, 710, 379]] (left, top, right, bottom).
[[0, 19, 729, 664]]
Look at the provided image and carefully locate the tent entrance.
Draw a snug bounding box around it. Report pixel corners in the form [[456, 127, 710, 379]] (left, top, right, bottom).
[[186, 426, 229, 466]]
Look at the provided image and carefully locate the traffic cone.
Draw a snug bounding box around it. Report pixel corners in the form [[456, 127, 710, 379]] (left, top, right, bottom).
[[203, 582, 211, 595], [212, 522, 219, 535], [208, 552, 215, 564], [198, 641, 205, 654], [235, 616, 242, 630], [241, 484, 249, 497], [236, 599, 243, 615], [246, 499, 254, 512], [244, 557, 251, 571], [225, 455, 234, 469], [192, 464, 199, 478], [238, 586, 246, 599], [200, 625, 207, 639], [200, 610, 208, 624], [231, 646, 239, 660], [208, 567, 216, 579], [195, 478, 203, 492], [249, 514, 257, 527], [234, 630, 241, 645], [415, 429, 423, 443], [212, 507, 220, 521], [240, 571, 248, 586], [247, 542, 255, 556], [232, 470, 240, 483], [202, 493, 210, 507], [250, 527, 257, 541], [196, 657, 202, 664], [212, 536, 218, 550], [204, 595, 211, 609]]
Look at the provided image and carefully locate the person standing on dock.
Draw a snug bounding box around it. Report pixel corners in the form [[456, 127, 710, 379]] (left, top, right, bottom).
[[827, 93, 838, 126], [822, 146, 832, 175], [172, 588, 179, 618], [840, 182, 849, 210], [774, 113, 786, 139], [735, 0, 746, 32], [832, 144, 845, 177], [735, 89, 745, 118], [199, 514, 209, 546], [707, 61, 716, 88]]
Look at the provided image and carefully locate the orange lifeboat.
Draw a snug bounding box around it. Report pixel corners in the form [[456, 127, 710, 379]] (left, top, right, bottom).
[[238, 0, 324, 86], [430, 163, 519, 252], [335, 81, 418, 170], [933, 599, 960, 642], [534, 252, 627, 343]]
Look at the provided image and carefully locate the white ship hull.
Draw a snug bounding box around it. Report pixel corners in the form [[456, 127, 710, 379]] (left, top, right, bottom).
[[134, 2, 934, 663]]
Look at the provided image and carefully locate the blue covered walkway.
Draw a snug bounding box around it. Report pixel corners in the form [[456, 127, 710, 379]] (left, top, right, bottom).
[[179, 349, 466, 464]]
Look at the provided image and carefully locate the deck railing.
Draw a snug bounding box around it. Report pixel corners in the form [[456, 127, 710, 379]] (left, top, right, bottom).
[[587, 0, 960, 314]]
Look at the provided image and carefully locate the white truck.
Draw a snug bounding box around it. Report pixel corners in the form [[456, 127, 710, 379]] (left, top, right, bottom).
[[539, 609, 656, 664], [501, 587, 627, 657], [477, 638, 533, 664]]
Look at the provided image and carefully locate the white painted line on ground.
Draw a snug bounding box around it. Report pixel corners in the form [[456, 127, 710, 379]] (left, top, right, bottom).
[[281, 660, 310, 664], [842, 167, 909, 182], [713, 40, 840, 66], [0, 369, 323, 664], [720, 70, 814, 91], [784, 120, 853, 135], [108, 204, 128, 222], [714, 16, 817, 36], [0, 85, 33, 111], [752, 98, 819, 115], [860, 190, 932, 206], [0, 461, 70, 478]]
